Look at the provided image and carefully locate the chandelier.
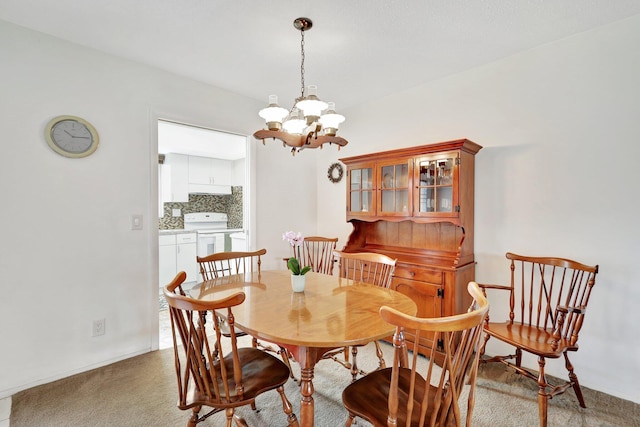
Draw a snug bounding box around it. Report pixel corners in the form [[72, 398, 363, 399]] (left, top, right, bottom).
[[253, 17, 348, 155]]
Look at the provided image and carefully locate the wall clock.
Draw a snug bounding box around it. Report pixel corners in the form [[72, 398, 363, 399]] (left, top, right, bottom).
[[327, 162, 344, 183], [45, 115, 99, 158]]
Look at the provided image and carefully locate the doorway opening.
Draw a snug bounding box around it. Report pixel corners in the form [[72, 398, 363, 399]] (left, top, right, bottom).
[[157, 119, 250, 349]]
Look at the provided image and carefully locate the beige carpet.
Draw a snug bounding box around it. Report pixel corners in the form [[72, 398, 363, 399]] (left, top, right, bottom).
[[11, 336, 640, 426]]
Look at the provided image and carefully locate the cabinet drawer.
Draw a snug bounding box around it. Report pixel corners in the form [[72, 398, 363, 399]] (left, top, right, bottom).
[[394, 265, 443, 285], [176, 233, 197, 244], [159, 234, 176, 245]]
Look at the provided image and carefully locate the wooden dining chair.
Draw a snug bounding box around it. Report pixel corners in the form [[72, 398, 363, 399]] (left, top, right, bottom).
[[197, 249, 266, 280], [342, 281, 489, 427], [299, 236, 339, 275], [164, 271, 299, 427], [283, 236, 339, 274], [328, 250, 397, 381], [478, 252, 599, 427], [197, 249, 296, 378], [197, 249, 266, 338]]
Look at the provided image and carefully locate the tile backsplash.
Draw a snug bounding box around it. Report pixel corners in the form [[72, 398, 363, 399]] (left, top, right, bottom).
[[159, 186, 243, 229]]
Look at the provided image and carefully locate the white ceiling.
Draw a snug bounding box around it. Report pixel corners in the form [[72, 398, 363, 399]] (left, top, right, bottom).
[[157, 120, 247, 160], [3, 1, 640, 157]]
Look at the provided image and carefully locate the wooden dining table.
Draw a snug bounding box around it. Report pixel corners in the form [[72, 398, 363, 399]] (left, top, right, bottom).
[[190, 269, 417, 427]]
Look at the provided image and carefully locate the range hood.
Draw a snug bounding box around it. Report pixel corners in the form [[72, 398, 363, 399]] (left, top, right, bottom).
[[188, 183, 232, 195]]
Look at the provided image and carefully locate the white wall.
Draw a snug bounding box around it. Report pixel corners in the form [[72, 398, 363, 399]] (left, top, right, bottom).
[[316, 15, 640, 403], [0, 20, 318, 398], [254, 141, 318, 269]]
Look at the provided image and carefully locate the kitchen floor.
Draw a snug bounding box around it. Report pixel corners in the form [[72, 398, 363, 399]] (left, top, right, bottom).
[[159, 282, 200, 349], [158, 290, 172, 349]]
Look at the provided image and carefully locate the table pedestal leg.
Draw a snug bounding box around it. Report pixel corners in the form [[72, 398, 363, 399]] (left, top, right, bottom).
[[283, 345, 337, 427], [299, 362, 315, 426]]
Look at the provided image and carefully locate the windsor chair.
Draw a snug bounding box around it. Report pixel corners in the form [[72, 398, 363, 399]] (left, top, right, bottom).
[[327, 250, 397, 381], [478, 252, 599, 427], [342, 281, 489, 427]]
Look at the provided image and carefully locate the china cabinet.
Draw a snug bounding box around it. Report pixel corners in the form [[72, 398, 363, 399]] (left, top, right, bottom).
[[340, 139, 481, 356]]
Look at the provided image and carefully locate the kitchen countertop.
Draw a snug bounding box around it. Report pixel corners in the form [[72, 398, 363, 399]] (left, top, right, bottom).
[[159, 228, 243, 235]]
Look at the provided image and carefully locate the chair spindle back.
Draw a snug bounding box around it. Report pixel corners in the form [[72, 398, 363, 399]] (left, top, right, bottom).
[[506, 252, 598, 345], [164, 271, 246, 408], [383, 282, 489, 427], [334, 251, 397, 288], [198, 249, 266, 280], [299, 236, 338, 275]]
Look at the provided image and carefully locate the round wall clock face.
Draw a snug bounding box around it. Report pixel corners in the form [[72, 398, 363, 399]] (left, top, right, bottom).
[[45, 115, 99, 158]]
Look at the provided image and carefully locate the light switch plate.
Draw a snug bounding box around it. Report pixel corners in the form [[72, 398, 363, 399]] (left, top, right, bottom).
[[172, 208, 181, 217], [131, 214, 143, 230]]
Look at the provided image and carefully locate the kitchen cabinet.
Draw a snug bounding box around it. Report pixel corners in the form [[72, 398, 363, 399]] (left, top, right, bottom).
[[158, 233, 198, 287], [339, 139, 481, 357], [162, 154, 232, 199], [187, 156, 232, 195], [176, 233, 198, 282], [189, 156, 231, 185], [162, 153, 189, 202], [159, 235, 177, 287]]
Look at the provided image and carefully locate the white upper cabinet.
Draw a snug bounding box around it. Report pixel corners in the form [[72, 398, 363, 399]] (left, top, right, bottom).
[[162, 154, 233, 200], [187, 156, 232, 194], [163, 153, 189, 202], [188, 156, 231, 185]]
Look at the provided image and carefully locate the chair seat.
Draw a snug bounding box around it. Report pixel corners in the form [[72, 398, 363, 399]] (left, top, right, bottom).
[[342, 368, 437, 427], [484, 321, 577, 358], [186, 347, 291, 407]]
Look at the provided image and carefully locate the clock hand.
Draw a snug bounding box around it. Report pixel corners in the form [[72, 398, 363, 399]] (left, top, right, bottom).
[[63, 130, 89, 139]]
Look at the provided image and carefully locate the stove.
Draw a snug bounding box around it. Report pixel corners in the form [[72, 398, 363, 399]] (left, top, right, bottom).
[[184, 212, 228, 230], [184, 212, 228, 256]]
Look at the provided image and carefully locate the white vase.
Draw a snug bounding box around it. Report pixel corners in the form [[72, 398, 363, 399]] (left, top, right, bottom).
[[291, 274, 306, 292]]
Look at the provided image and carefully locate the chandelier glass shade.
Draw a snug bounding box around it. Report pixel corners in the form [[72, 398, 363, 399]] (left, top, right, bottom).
[[254, 17, 348, 155]]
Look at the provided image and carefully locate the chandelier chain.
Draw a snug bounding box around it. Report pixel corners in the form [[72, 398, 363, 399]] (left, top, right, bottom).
[[299, 28, 305, 101]]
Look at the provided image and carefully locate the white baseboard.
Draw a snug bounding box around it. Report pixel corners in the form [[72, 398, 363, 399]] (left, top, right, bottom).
[[0, 396, 11, 426]]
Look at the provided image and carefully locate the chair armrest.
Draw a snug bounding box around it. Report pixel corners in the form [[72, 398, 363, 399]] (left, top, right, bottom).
[[552, 305, 587, 349], [556, 305, 586, 315], [477, 283, 511, 291]]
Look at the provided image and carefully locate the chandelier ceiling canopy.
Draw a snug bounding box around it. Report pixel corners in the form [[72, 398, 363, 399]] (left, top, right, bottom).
[[253, 17, 348, 155]]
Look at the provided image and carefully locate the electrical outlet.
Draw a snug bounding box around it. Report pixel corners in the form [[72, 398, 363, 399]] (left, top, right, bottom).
[[92, 319, 106, 337]]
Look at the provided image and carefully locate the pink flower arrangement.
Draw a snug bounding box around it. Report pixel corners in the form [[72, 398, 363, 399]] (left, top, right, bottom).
[[282, 231, 304, 247], [282, 231, 310, 275]]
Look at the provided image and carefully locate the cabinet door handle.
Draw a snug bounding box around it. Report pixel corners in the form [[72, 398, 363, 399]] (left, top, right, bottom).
[[410, 271, 415, 277]]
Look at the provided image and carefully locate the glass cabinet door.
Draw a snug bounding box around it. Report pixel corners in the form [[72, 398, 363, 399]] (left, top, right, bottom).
[[379, 161, 410, 215], [415, 155, 457, 216], [349, 166, 374, 214]]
